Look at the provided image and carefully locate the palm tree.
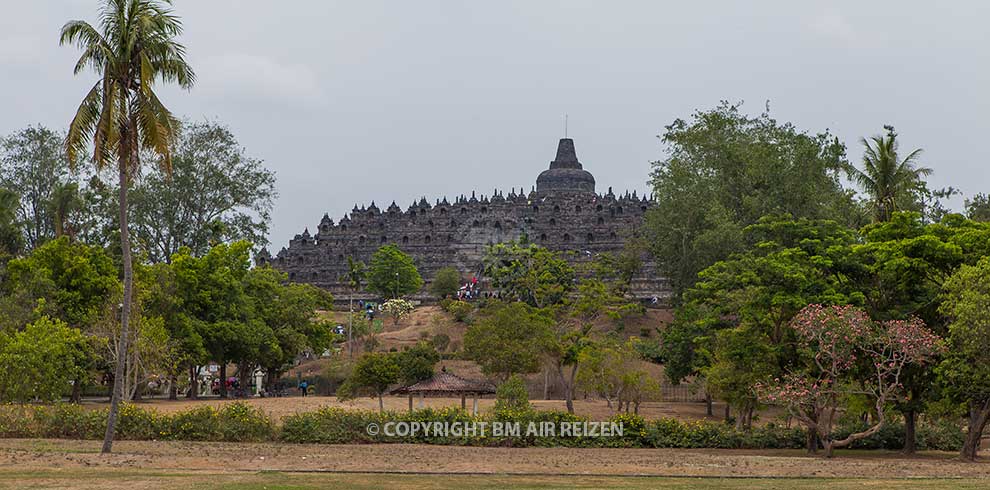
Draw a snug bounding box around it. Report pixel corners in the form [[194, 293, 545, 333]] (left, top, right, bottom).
[[48, 182, 83, 240], [847, 125, 931, 222], [60, 0, 194, 454]]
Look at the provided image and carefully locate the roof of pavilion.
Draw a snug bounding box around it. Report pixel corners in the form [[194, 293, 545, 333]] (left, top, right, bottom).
[[391, 370, 495, 395]]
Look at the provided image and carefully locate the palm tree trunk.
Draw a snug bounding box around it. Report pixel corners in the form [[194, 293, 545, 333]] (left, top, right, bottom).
[[101, 156, 133, 454]]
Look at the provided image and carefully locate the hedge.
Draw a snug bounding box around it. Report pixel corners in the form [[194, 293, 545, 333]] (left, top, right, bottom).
[[0, 403, 963, 451]]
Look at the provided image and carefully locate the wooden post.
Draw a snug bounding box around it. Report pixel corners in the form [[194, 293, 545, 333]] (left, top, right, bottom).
[[461, 395, 466, 410], [408, 393, 413, 412], [419, 392, 425, 409]]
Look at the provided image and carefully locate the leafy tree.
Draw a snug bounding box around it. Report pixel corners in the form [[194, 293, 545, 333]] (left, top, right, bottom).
[[339, 352, 400, 412], [547, 278, 627, 413], [394, 342, 440, 384], [756, 305, 942, 458], [47, 182, 84, 240], [429, 266, 461, 299], [937, 257, 990, 460], [244, 266, 333, 393], [576, 338, 651, 413], [0, 316, 87, 402], [965, 193, 990, 222], [643, 102, 857, 295], [660, 215, 861, 419], [366, 244, 423, 299], [846, 126, 932, 222], [464, 302, 553, 381], [2, 236, 119, 330], [129, 121, 276, 263], [704, 326, 775, 428], [850, 212, 990, 452], [345, 257, 366, 357], [381, 298, 414, 325], [483, 241, 574, 307], [0, 125, 73, 249], [0, 188, 23, 260], [61, 0, 195, 454]]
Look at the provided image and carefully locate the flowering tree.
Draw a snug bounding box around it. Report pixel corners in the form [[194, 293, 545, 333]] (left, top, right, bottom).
[[381, 298, 415, 325], [757, 304, 942, 457]]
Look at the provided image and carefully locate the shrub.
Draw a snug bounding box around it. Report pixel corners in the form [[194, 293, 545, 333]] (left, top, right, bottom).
[[494, 375, 530, 413], [446, 301, 473, 323]]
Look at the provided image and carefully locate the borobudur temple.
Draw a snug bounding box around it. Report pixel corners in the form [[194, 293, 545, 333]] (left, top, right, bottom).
[[259, 138, 670, 303]]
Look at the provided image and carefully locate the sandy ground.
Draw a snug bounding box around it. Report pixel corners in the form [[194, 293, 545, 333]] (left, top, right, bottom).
[[1, 439, 989, 479], [99, 395, 727, 422]]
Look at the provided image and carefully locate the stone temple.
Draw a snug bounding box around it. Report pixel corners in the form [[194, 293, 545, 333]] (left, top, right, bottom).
[[259, 138, 669, 303]]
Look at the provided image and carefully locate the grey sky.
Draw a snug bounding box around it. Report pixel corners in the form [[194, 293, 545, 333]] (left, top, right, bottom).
[[2, 1, 988, 250]]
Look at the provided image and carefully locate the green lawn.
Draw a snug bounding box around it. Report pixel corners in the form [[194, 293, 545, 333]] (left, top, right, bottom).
[[0, 469, 983, 490]]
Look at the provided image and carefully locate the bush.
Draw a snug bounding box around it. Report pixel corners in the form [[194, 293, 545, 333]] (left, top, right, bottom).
[[445, 301, 473, 323], [0, 403, 964, 451], [494, 375, 530, 413]]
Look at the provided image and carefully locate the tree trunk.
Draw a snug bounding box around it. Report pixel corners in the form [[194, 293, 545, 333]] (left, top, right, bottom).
[[543, 368, 549, 400], [706, 393, 714, 417], [219, 363, 228, 398], [806, 428, 819, 454], [168, 374, 178, 400], [188, 366, 199, 400], [70, 379, 82, 403], [348, 295, 354, 358], [102, 157, 134, 455], [724, 403, 730, 423], [903, 410, 917, 455], [961, 401, 990, 461], [378, 394, 384, 413]]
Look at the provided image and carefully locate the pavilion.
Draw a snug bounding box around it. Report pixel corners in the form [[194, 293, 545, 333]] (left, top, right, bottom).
[[391, 368, 495, 416]]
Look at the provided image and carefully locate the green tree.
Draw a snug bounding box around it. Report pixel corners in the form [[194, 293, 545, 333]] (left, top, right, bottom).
[[643, 102, 857, 296], [2, 236, 119, 330], [429, 266, 461, 300], [704, 326, 774, 428], [47, 182, 84, 240], [366, 244, 423, 299], [61, 0, 195, 453], [464, 302, 553, 381], [0, 188, 23, 259], [171, 241, 255, 399], [846, 126, 932, 222], [345, 257, 366, 357], [244, 266, 333, 393], [0, 125, 73, 249], [850, 212, 990, 452], [965, 193, 990, 222], [394, 342, 440, 384], [937, 257, 990, 460], [0, 316, 87, 402], [483, 241, 574, 307], [129, 120, 276, 263], [339, 352, 400, 412]]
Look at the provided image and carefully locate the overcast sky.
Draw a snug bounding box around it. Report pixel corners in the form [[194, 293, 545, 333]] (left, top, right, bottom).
[[2, 1, 988, 250]]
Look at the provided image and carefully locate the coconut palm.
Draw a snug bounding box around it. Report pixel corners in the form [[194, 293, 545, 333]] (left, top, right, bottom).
[[60, 0, 194, 453], [847, 126, 931, 222]]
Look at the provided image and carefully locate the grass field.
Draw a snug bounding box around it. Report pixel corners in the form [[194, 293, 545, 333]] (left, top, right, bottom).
[[0, 468, 986, 490], [1, 439, 988, 489]]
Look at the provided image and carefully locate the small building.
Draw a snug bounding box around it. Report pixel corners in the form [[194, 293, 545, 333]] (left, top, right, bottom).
[[391, 369, 495, 416]]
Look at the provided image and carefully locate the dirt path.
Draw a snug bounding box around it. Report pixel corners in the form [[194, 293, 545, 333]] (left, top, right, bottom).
[[1, 439, 989, 479]]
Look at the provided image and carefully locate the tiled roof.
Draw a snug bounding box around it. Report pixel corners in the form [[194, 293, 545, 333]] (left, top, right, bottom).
[[391, 371, 495, 395]]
